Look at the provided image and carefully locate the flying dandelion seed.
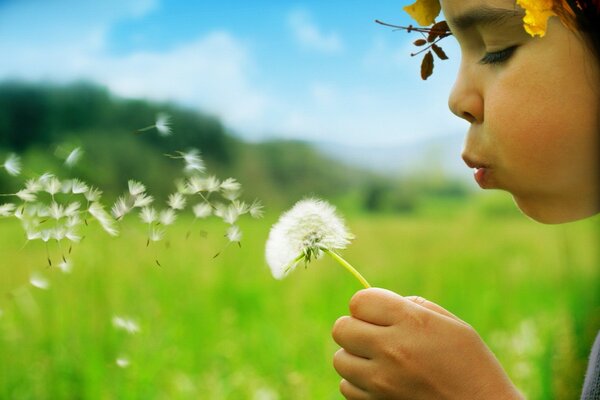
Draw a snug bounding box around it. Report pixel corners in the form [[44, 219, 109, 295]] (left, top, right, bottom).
[[112, 316, 140, 334], [265, 198, 370, 287], [30, 273, 49, 290], [227, 225, 242, 243], [64, 147, 83, 167], [57, 260, 73, 274], [0, 203, 15, 217], [137, 113, 172, 136], [3, 154, 21, 176], [192, 202, 212, 219], [167, 193, 186, 210], [159, 209, 177, 226], [139, 207, 158, 224], [116, 357, 131, 368], [128, 180, 146, 196]]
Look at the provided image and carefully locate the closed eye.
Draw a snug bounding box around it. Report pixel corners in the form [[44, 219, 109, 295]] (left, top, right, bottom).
[[479, 45, 518, 65]]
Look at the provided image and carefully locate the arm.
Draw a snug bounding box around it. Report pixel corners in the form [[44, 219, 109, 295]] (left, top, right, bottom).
[[332, 288, 525, 400]]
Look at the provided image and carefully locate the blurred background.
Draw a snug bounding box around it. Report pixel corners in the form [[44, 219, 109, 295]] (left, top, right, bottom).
[[0, 1, 598, 399]]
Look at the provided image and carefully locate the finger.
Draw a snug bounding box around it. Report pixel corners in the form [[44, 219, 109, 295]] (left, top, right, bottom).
[[340, 379, 371, 400], [332, 316, 382, 359], [405, 295, 469, 326], [333, 348, 373, 392], [349, 288, 408, 326]]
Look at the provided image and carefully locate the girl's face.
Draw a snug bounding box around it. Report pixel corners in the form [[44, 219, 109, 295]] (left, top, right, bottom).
[[442, 0, 600, 223]]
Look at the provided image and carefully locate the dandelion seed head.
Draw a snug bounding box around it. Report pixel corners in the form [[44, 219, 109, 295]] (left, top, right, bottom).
[[65, 202, 81, 217], [265, 198, 353, 279], [0, 203, 15, 217], [112, 196, 133, 220], [65, 147, 83, 167], [155, 113, 172, 136], [3, 153, 21, 176], [45, 177, 62, 195], [249, 200, 264, 219], [85, 187, 103, 202], [192, 202, 212, 218], [112, 316, 140, 334], [167, 192, 186, 210], [70, 179, 88, 194], [30, 273, 49, 289], [49, 202, 65, 220]]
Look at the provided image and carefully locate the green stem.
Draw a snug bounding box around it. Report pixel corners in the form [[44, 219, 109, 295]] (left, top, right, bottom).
[[322, 248, 371, 288]]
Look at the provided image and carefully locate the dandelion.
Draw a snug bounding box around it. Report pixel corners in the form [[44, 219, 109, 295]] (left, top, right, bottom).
[[112, 315, 140, 334], [220, 178, 241, 192], [265, 198, 370, 287], [30, 273, 49, 290], [249, 200, 264, 219], [57, 260, 73, 273], [167, 192, 186, 210], [45, 177, 62, 196], [112, 196, 133, 220], [0, 203, 15, 217], [3, 154, 21, 176], [204, 176, 220, 192], [180, 149, 205, 173], [138, 112, 172, 136], [133, 193, 154, 208], [70, 179, 88, 194], [149, 227, 165, 242], [85, 187, 103, 202], [64, 147, 83, 167]]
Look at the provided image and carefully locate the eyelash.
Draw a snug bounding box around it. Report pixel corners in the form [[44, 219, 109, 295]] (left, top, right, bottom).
[[479, 45, 518, 65]]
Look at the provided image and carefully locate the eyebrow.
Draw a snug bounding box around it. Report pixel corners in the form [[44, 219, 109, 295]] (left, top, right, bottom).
[[449, 7, 525, 32]]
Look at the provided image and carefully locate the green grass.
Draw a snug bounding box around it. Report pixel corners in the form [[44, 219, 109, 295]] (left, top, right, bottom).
[[0, 196, 598, 399]]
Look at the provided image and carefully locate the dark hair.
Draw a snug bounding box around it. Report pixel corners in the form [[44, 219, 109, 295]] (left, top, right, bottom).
[[559, 0, 600, 59]]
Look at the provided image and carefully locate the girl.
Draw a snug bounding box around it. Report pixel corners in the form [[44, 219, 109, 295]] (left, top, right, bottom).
[[331, 0, 600, 398]]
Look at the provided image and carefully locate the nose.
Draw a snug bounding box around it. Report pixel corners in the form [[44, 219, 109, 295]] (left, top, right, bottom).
[[448, 63, 483, 124]]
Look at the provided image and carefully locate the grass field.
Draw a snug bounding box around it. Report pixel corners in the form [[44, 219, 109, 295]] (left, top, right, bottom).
[[0, 195, 598, 399]]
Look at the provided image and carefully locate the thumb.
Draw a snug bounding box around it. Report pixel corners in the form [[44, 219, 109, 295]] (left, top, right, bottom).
[[405, 296, 469, 326]]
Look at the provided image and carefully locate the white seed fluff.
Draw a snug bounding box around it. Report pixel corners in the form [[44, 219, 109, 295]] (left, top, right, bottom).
[[265, 198, 353, 280]]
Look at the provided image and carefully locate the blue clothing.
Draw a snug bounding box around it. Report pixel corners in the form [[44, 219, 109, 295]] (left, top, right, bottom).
[[581, 331, 600, 400]]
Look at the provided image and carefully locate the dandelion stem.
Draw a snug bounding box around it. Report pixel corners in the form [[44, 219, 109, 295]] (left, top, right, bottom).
[[322, 248, 371, 288]]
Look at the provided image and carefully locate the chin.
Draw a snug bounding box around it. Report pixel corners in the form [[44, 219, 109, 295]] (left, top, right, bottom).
[[512, 195, 600, 224]]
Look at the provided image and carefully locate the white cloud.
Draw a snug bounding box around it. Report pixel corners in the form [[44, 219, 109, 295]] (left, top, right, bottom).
[[288, 9, 343, 54]]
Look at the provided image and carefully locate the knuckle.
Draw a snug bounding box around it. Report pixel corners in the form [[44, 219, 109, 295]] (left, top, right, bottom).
[[331, 316, 350, 342]]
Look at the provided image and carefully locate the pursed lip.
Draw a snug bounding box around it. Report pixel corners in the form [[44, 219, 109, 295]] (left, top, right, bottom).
[[462, 154, 494, 188]]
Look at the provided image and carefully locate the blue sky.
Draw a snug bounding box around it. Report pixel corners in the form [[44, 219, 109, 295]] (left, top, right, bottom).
[[0, 0, 468, 147]]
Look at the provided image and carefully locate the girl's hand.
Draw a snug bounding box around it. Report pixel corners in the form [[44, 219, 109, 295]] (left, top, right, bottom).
[[332, 288, 524, 400]]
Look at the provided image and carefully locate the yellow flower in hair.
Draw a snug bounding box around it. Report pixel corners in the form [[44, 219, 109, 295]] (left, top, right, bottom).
[[403, 0, 441, 26], [516, 0, 557, 37]]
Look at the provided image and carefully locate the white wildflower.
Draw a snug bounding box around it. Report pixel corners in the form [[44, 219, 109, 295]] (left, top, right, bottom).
[[128, 180, 146, 196], [227, 225, 242, 243], [88, 202, 118, 236], [65, 147, 83, 167], [159, 209, 177, 226], [139, 207, 157, 224], [265, 198, 354, 280], [30, 273, 49, 289], [133, 193, 154, 208], [192, 202, 212, 219], [249, 200, 264, 218], [3, 153, 21, 176], [45, 177, 62, 195], [116, 357, 130, 368], [167, 193, 186, 210], [0, 203, 15, 217], [155, 113, 172, 136], [112, 316, 140, 334], [16, 189, 37, 202]]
